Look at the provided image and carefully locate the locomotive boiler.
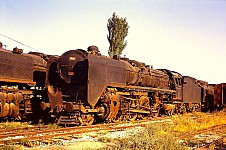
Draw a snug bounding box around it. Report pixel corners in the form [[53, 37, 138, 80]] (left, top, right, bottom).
[[0, 42, 47, 120], [46, 46, 176, 126]]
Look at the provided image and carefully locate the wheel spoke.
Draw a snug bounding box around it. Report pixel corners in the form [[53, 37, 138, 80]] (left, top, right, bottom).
[[126, 112, 137, 121], [112, 111, 123, 123], [79, 114, 94, 126]]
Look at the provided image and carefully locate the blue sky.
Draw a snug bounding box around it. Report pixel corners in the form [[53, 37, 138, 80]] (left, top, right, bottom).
[[0, 0, 226, 83]]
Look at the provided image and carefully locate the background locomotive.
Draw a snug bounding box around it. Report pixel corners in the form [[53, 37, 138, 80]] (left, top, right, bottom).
[[0, 42, 47, 121]]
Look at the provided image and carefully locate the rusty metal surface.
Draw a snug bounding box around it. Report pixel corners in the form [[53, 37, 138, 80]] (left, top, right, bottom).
[[57, 49, 88, 84], [88, 54, 127, 106], [171, 71, 183, 100], [0, 46, 47, 119], [160, 69, 183, 101], [30, 54, 47, 72], [0, 48, 33, 84], [197, 80, 210, 102], [124, 61, 170, 90], [45, 47, 220, 126], [182, 76, 201, 103], [148, 69, 169, 89], [0, 78, 36, 85], [46, 56, 62, 110], [45, 55, 60, 87], [214, 83, 226, 106], [47, 49, 177, 110], [0, 48, 46, 85], [46, 50, 89, 107], [56, 50, 88, 104]]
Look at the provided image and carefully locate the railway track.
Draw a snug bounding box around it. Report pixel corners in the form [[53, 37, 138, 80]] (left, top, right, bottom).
[[2, 114, 225, 149], [0, 117, 169, 146]]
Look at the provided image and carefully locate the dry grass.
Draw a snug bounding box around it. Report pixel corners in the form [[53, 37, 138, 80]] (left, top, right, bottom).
[[47, 123, 59, 129], [0, 121, 29, 130], [0, 145, 24, 150], [172, 110, 226, 134], [98, 111, 226, 149], [98, 122, 184, 150], [2, 111, 226, 149]]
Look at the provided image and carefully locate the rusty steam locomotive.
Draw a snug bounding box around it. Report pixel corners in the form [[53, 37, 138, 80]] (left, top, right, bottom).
[[45, 46, 216, 126], [0, 42, 47, 121], [0, 43, 224, 125]]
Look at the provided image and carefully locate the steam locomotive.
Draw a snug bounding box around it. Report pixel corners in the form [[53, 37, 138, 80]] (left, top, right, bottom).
[[0, 42, 47, 121], [45, 46, 215, 126]]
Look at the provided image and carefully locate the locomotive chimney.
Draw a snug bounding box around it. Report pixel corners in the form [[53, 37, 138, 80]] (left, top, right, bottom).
[[0, 42, 2, 48], [113, 55, 119, 60], [87, 45, 100, 55]]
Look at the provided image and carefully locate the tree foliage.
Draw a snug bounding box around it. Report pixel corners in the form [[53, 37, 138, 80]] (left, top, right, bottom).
[[107, 12, 129, 58]]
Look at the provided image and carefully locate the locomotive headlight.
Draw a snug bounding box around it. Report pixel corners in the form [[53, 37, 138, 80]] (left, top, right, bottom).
[[68, 70, 75, 75], [69, 57, 76, 60]]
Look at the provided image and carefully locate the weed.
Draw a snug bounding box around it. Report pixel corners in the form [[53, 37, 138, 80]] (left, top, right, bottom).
[[0, 144, 23, 150], [47, 123, 59, 129], [0, 121, 29, 130]]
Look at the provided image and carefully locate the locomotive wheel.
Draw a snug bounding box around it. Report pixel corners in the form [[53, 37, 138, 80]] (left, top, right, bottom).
[[79, 114, 94, 126], [96, 102, 110, 122], [138, 96, 150, 119], [152, 104, 160, 117], [165, 109, 174, 116], [112, 110, 123, 123], [152, 109, 160, 117], [139, 96, 150, 110], [179, 105, 187, 114], [138, 114, 149, 120], [126, 112, 137, 121]]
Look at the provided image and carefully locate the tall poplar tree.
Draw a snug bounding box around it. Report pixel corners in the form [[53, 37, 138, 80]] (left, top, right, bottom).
[[107, 12, 129, 58]]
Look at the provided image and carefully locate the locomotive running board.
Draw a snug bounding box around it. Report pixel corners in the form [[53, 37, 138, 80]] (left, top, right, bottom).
[[106, 84, 176, 93], [128, 109, 150, 114]]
